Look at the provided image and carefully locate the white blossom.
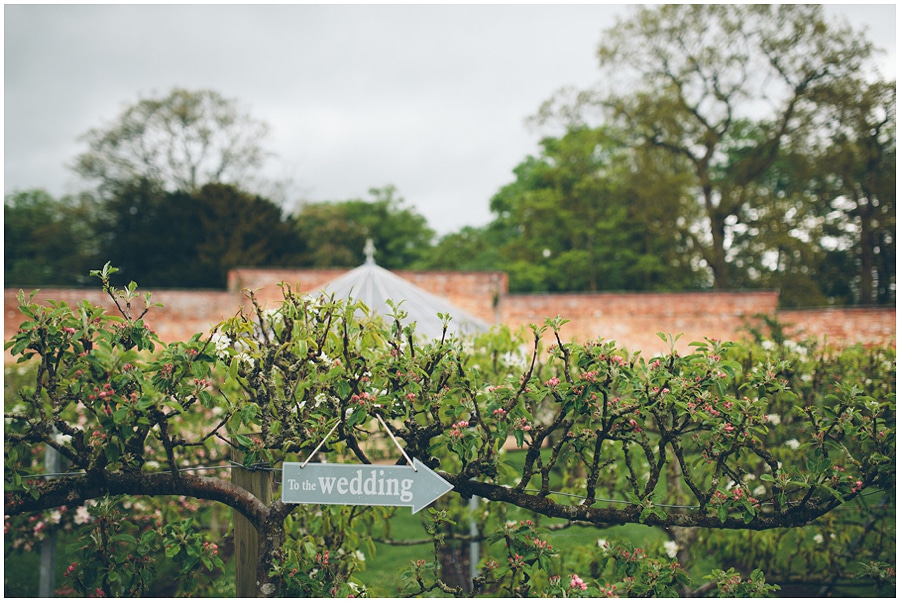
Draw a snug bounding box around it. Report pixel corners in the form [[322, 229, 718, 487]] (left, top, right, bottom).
[[263, 309, 283, 327], [211, 332, 231, 356], [73, 505, 92, 525], [785, 439, 800, 450], [597, 538, 608, 548], [53, 432, 72, 446], [663, 540, 679, 558], [767, 413, 781, 425], [813, 533, 824, 544], [500, 350, 527, 370], [753, 485, 767, 497]]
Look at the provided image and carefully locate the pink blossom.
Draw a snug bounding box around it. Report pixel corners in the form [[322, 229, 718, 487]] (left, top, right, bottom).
[[570, 574, 588, 590]]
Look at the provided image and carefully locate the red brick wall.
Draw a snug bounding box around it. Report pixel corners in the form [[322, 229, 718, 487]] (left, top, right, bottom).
[[779, 307, 896, 348], [500, 290, 781, 355], [5, 269, 894, 362]]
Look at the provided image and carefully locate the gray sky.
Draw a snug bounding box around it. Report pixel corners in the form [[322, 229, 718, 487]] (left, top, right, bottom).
[[4, 3, 896, 236]]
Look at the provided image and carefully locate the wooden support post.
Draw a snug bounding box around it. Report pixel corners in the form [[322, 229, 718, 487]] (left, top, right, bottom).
[[232, 448, 273, 597]]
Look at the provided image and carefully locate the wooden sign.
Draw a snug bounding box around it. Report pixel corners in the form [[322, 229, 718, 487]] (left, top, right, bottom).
[[282, 458, 453, 513]]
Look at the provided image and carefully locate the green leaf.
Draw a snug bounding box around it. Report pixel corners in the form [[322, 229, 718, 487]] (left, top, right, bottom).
[[191, 361, 205, 379], [140, 530, 157, 545], [105, 443, 121, 463], [113, 407, 130, 424], [136, 396, 156, 411]]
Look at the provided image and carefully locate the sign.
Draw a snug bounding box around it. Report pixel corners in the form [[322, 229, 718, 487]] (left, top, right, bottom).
[[281, 458, 454, 513]]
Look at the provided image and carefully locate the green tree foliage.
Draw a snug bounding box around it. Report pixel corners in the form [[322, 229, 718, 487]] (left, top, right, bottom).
[[810, 79, 896, 306], [4, 189, 99, 286], [536, 5, 878, 294], [293, 186, 435, 269], [95, 180, 298, 288], [485, 127, 700, 293], [4, 272, 895, 596], [418, 224, 511, 272], [718, 129, 834, 307], [72, 88, 272, 196]]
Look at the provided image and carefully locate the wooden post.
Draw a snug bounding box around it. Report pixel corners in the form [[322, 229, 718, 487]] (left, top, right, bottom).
[[232, 447, 273, 597]]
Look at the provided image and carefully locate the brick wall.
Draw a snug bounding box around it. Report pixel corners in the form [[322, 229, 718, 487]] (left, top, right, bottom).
[[779, 307, 896, 348], [500, 290, 781, 355], [4, 268, 894, 362]]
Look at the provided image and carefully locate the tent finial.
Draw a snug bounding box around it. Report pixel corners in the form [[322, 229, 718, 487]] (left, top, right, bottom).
[[364, 238, 376, 265]]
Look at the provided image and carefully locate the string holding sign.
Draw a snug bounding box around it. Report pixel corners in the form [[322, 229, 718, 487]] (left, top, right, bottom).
[[374, 413, 416, 471], [300, 413, 416, 470], [300, 420, 341, 468]]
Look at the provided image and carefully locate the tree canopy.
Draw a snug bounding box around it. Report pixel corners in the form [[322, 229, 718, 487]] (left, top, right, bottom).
[[4, 189, 99, 287], [292, 186, 436, 269], [483, 127, 701, 293], [534, 4, 890, 300], [92, 180, 299, 289], [72, 88, 272, 196]]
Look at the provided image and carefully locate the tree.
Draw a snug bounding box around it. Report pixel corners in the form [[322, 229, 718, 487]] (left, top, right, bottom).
[[486, 127, 700, 293], [72, 88, 272, 196], [293, 186, 435, 269], [191, 182, 301, 286], [4, 189, 99, 286], [536, 5, 876, 291], [4, 268, 895, 596], [94, 180, 299, 289], [811, 79, 896, 305], [418, 224, 509, 272]]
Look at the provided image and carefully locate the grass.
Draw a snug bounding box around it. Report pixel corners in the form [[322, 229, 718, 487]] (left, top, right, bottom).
[[353, 493, 672, 597]]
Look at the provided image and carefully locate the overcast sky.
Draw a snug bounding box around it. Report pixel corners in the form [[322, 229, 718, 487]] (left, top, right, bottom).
[[4, 3, 896, 236]]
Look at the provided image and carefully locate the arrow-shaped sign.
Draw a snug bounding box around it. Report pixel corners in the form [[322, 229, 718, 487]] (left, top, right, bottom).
[[281, 458, 454, 513]]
